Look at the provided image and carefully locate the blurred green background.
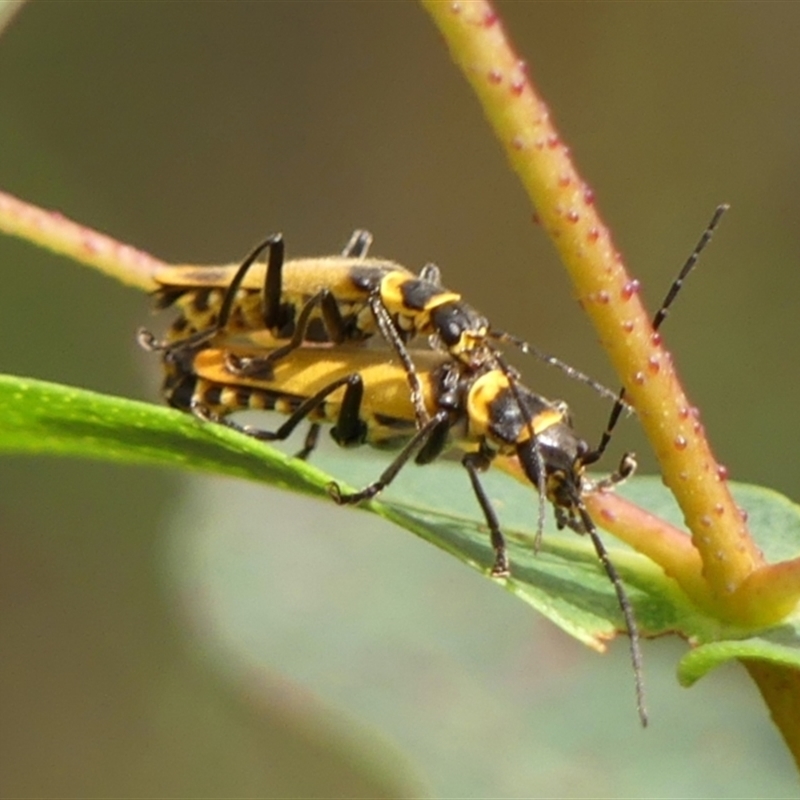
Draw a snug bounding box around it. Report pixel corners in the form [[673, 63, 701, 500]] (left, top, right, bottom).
[[1, 2, 799, 797]]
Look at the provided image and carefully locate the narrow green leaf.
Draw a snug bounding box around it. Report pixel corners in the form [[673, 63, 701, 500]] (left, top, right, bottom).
[[0, 373, 333, 495], [678, 633, 800, 686], [2, 373, 798, 665]]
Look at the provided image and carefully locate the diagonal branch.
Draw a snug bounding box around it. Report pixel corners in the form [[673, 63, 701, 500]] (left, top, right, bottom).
[[420, 0, 763, 607]]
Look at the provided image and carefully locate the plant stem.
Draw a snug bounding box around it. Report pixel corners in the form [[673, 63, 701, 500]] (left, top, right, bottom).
[[0, 190, 162, 291], [420, 0, 763, 608]]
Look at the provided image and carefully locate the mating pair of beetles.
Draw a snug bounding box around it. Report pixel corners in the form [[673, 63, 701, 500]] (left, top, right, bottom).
[[139, 207, 727, 726]]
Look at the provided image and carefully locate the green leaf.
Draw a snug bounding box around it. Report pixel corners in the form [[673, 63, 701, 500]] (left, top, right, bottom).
[[1, 373, 798, 664], [678, 632, 800, 686], [0, 373, 333, 495]]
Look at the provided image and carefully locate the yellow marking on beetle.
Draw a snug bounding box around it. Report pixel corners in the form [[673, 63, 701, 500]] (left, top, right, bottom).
[[192, 344, 447, 425], [466, 370, 508, 437], [522, 408, 565, 440], [466, 371, 566, 442], [379, 271, 461, 313], [153, 256, 410, 294]]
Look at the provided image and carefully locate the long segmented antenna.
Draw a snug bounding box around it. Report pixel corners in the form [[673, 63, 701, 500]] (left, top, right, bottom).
[[491, 330, 629, 406], [577, 502, 648, 727], [589, 204, 730, 463]]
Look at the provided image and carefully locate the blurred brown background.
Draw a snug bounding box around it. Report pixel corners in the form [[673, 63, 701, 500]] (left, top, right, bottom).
[[1, 3, 799, 797]]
